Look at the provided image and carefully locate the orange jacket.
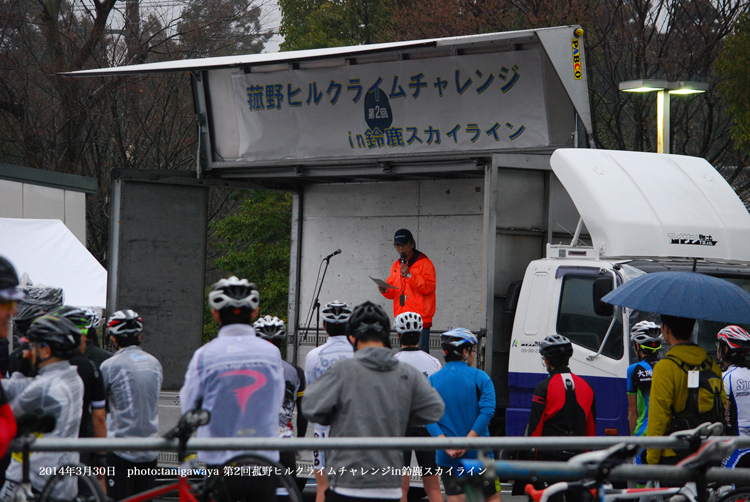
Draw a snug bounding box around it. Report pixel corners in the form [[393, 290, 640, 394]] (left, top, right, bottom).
[[381, 252, 436, 326]]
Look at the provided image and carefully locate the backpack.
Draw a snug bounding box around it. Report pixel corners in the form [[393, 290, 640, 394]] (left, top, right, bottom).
[[665, 355, 725, 433]]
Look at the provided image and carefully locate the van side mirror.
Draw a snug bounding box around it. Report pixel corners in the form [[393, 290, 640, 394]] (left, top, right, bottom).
[[593, 276, 614, 317]]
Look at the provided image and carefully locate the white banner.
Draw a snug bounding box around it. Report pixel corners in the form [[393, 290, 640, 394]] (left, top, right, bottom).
[[232, 50, 549, 162]]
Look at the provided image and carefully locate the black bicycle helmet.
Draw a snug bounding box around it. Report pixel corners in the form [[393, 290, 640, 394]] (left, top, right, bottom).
[[253, 315, 287, 349], [208, 277, 260, 311], [107, 309, 143, 338], [12, 305, 47, 336], [539, 334, 573, 359], [0, 255, 24, 302], [26, 315, 81, 359], [346, 301, 391, 348], [49, 306, 90, 330]]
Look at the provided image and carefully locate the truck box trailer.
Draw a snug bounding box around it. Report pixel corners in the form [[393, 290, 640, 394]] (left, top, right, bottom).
[[65, 27, 750, 439]]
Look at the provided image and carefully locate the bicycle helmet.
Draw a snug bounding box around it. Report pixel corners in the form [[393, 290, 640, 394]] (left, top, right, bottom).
[[12, 305, 47, 335], [717, 325, 750, 352], [26, 315, 81, 359], [539, 334, 573, 359], [0, 255, 24, 301], [49, 306, 89, 330], [630, 321, 662, 352], [394, 312, 423, 334], [208, 277, 259, 311], [321, 301, 353, 324], [441, 328, 477, 360], [253, 315, 287, 349], [107, 309, 143, 338], [81, 308, 101, 330], [346, 301, 391, 348]]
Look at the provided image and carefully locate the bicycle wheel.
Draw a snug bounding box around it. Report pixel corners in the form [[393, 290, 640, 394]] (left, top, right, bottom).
[[715, 488, 750, 502], [39, 465, 106, 502], [209, 454, 304, 502]]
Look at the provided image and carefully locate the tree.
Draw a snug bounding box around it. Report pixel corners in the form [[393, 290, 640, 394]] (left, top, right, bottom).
[[203, 190, 293, 341], [387, 0, 749, 167], [279, 0, 394, 50], [0, 0, 273, 265], [717, 13, 750, 158]]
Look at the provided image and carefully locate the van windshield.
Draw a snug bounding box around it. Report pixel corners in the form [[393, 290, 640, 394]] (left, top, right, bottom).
[[557, 274, 624, 359]]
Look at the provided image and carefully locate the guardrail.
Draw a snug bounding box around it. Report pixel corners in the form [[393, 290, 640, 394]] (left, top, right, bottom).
[[11, 435, 750, 452], [11, 436, 750, 484]]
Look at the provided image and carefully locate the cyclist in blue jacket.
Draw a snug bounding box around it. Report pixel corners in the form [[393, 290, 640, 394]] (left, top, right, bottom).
[[426, 328, 499, 502]]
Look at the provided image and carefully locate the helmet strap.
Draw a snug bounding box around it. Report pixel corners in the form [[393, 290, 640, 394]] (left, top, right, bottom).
[[31, 343, 53, 370]]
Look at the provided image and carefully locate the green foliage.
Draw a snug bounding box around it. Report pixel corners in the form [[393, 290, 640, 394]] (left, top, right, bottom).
[[717, 13, 750, 157], [203, 190, 292, 342], [279, 0, 394, 51]]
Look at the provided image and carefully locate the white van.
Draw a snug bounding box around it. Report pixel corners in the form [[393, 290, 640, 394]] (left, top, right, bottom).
[[505, 149, 750, 437]]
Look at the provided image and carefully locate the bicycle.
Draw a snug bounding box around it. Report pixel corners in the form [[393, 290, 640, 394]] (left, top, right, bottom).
[[6, 411, 105, 502], [523, 436, 741, 502], [456, 423, 750, 502], [113, 405, 304, 502]]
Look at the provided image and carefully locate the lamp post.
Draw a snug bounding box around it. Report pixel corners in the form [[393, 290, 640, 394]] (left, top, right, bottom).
[[618, 79, 708, 154]]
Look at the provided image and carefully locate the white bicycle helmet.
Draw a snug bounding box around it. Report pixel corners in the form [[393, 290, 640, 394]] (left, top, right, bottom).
[[394, 312, 423, 335], [81, 308, 101, 330], [253, 315, 287, 348], [630, 321, 661, 340], [208, 277, 259, 311], [717, 325, 750, 351], [107, 309, 143, 338], [321, 301, 352, 324]]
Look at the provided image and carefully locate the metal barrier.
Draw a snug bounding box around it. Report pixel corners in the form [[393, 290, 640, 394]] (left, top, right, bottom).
[[11, 435, 750, 452], [10, 436, 750, 484]]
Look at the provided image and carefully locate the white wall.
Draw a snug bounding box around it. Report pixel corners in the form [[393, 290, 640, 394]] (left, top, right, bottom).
[[0, 179, 87, 244], [299, 178, 485, 332]]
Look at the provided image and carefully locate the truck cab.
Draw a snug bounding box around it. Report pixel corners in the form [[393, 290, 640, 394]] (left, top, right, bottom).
[[505, 149, 750, 437]]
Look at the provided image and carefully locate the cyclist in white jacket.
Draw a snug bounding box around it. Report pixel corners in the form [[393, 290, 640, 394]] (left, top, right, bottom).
[[304, 301, 354, 502], [180, 277, 284, 502], [101, 310, 163, 501], [0, 316, 84, 502]]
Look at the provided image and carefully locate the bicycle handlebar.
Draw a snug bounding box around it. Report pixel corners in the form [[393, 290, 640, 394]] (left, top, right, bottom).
[[164, 407, 211, 441]]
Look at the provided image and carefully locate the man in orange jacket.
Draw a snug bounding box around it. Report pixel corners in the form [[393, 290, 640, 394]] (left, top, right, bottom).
[[378, 229, 436, 352]]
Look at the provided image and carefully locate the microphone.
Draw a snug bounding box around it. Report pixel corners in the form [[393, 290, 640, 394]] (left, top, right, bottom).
[[400, 253, 407, 264], [324, 249, 342, 261]]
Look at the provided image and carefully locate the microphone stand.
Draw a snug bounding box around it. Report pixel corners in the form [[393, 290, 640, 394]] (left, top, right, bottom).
[[302, 254, 334, 348]]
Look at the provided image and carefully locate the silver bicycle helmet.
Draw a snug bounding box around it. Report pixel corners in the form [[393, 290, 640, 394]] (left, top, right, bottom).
[[321, 301, 353, 324], [208, 277, 260, 311], [107, 309, 143, 338], [253, 315, 287, 349], [539, 334, 573, 359]]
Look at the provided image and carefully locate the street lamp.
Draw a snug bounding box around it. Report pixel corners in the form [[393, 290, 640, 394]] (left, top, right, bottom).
[[618, 79, 708, 154]]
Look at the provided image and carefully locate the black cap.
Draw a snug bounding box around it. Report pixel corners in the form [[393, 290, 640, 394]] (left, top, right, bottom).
[[0, 255, 24, 302], [394, 229, 414, 245]]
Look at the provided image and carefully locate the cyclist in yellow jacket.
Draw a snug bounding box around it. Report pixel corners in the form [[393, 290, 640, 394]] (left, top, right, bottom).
[[647, 315, 726, 465]]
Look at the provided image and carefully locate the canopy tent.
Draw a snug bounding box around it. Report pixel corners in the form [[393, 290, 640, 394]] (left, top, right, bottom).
[[0, 218, 107, 308]]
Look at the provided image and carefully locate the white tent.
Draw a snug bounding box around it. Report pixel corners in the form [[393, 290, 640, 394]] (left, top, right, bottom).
[[0, 218, 107, 308]]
